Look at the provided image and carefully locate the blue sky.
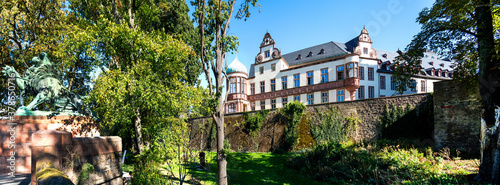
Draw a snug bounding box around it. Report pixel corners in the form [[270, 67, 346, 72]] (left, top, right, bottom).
[[193, 0, 435, 89]]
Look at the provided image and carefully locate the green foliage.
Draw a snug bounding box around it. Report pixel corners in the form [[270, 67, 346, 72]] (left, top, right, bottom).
[[310, 107, 359, 145], [133, 149, 168, 184], [77, 163, 94, 185], [208, 119, 216, 149], [280, 101, 307, 151], [392, 0, 500, 94], [224, 139, 232, 153], [288, 140, 475, 184], [380, 104, 413, 138], [244, 109, 269, 133]]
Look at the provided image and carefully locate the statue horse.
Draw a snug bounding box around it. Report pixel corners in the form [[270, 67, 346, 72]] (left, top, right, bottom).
[[1, 52, 94, 117]]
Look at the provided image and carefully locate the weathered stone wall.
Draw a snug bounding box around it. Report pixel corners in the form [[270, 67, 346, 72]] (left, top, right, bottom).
[[433, 80, 481, 155], [30, 130, 122, 185], [0, 115, 99, 175], [189, 93, 433, 152]]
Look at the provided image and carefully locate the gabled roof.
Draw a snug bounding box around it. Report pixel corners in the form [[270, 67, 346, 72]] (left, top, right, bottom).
[[281, 41, 349, 66]]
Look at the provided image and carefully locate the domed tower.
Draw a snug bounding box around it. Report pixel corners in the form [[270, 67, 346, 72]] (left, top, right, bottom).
[[225, 56, 249, 114]]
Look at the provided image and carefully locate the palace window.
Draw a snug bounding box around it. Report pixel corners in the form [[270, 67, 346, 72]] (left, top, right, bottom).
[[270, 79, 276, 92], [307, 71, 314, 85], [368, 86, 374, 98], [321, 68, 328, 83], [294, 74, 300, 87], [380, 76, 386, 90], [368, 67, 374, 81], [411, 80, 417, 92], [250, 83, 255, 95], [359, 66, 364, 80], [228, 103, 236, 113], [260, 81, 265, 93], [271, 99, 276, 109], [282, 97, 288, 107], [442, 71, 446, 77], [265, 50, 270, 58], [358, 86, 365, 99], [421, 80, 426, 92], [251, 102, 255, 111], [294, 95, 300, 101], [346, 62, 358, 78], [260, 101, 265, 110], [282, 76, 288, 90], [241, 78, 246, 93], [259, 66, 264, 74], [337, 66, 344, 80], [390, 76, 395, 90], [307, 94, 314, 105], [271, 63, 276, 71], [229, 78, 236, 94], [321, 92, 328, 103], [337, 90, 345, 102]]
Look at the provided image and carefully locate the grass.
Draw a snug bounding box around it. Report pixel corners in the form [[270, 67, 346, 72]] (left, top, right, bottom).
[[189, 152, 328, 185], [287, 140, 480, 184], [122, 140, 481, 184]]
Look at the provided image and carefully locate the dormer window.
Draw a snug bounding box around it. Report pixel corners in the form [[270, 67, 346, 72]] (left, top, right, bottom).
[[450, 65, 454, 68], [431, 56, 434, 59], [382, 54, 387, 58], [307, 52, 313, 57], [440, 63, 444, 67], [296, 54, 302, 60], [429, 62, 433, 66], [318, 49, 325, 55]]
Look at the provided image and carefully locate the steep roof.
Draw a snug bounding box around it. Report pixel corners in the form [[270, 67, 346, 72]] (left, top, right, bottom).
[[226, 55, 248, 75], [281, 41, 349, 66]]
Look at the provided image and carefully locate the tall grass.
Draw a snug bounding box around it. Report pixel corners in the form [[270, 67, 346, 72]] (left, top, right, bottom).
[[287, 140, 477, 184]]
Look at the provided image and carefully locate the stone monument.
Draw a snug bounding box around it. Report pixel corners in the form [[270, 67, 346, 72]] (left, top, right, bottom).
[[0, 52, 100, 174]]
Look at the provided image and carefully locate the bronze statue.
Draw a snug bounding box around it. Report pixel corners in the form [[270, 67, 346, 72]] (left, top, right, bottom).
[[2, 52, 94, 117]]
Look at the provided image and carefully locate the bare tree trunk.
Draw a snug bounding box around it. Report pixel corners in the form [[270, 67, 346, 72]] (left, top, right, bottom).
[[476, 0, 500, 183], [215, 1, 227, 182]]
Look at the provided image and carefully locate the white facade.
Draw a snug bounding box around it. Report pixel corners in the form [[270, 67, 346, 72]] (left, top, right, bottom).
[[224, 29, 453, 113]]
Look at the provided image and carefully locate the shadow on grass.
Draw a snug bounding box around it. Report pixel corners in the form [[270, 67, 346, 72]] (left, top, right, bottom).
[[189, 152, 327, 185]]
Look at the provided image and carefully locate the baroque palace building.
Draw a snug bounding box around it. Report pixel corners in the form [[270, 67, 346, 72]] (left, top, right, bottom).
[[224, 28, 453, 114]]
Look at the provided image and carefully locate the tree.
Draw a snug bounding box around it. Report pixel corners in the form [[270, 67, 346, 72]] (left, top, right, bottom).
[[191, 0, 258, 184], [68, 0, 204, 154], [394, 0, 500, 183], [0, 0, 96, 107]]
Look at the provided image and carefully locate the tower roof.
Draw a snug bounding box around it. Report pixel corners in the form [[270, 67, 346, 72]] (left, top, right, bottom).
[[226, 55, 248, 75]]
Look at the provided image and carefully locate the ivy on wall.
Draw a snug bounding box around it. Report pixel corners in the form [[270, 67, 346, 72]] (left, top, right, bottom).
[[280, 101, 307, 151], [310, 107, 359, 145]]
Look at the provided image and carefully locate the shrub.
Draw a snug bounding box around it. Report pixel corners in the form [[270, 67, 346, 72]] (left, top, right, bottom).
[[244, 109, 269, 134], [133, 149, 168, 184], [310, 107, 359, 145], [280, 101, 306, 151]]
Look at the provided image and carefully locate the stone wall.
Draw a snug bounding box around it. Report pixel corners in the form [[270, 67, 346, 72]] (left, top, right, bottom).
[[0, 115, 99, 175], [189, 93, 433, 152], [433, 80, 481, 155], [31, 130, 122, 185]]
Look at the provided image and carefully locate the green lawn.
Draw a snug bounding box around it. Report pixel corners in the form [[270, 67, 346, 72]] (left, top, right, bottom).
[[189, 152, 327, 185]]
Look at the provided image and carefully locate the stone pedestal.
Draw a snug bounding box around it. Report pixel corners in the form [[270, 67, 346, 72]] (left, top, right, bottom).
[[0, 115, 99, 174]]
